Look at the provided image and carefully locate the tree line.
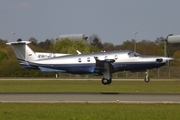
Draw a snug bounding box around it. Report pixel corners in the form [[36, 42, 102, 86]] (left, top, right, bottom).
[[0, 34, 180, 78]]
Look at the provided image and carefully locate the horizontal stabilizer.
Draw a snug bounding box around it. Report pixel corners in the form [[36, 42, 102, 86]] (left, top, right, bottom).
[[6, 41, 31, 45], [39, 67, 66, 72]]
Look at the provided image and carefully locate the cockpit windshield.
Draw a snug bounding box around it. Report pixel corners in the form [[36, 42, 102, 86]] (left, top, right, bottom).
[[128, 52, 140, 57]]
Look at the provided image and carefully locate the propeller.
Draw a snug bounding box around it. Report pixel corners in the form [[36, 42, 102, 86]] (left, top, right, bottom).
[[166, 42, 171, 78], [165, 34, 173, 78]]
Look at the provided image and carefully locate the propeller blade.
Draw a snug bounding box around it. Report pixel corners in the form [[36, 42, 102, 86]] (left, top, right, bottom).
[[166, 41, 171, 78], [168, 60, 170, 78]]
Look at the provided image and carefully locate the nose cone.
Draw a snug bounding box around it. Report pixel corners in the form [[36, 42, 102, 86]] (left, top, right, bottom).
[[161, 57, 174, 62]]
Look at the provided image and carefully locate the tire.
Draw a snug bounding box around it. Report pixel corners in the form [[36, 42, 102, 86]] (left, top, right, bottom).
[[102, 78, 109, 85], [107, 79, 112, 84], [144, 77, 150, 83]]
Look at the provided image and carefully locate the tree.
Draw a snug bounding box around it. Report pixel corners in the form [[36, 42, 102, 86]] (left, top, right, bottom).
[[54, 38, 99, 54], [172, 51, 180, 58], [0, 39, 7, 48], [88, 34, 103, 50], [54, 38, 74, 53], [137, 40, 158, 55], [0, 48, 8, 62], [102, 42, 115, 51], [29, 37, 38, 46], [115, 40, 134, 50], [155, 37, 165, 45], [37, 39, 52, 50]]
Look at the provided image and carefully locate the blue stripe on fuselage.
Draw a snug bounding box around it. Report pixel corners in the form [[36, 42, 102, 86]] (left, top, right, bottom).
[[113, 62, 166, 71], [18, 58, 166, 74], [27, 62, 96, 74], [53, 63, 95, 74]]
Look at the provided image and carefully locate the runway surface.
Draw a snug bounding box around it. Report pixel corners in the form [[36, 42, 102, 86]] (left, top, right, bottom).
[[0, 78, 179, 81], [0, 92, 180, 103]]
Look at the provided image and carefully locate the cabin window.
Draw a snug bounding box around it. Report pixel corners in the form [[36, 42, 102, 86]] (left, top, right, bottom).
[[87, 57, 90, 62], [78, 58, 82, 62], [114, 55, 118, 60]]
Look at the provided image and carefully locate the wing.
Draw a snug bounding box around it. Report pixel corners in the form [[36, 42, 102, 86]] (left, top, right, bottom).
[[93, 57, 116, 75]]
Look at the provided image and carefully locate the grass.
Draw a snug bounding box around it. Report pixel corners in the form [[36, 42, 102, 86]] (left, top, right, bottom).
[[0, 80, 180, 93], [0, 103, 180, 120], [0, 80, 180, 120]]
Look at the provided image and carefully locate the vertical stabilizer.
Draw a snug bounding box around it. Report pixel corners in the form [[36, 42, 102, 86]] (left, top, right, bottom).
[[6, 41, 38, 61]]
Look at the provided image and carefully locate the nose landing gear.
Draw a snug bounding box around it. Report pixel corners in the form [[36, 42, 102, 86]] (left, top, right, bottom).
[[144, 71, 150, 83]]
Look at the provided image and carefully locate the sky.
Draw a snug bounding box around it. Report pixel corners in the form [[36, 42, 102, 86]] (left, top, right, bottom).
[[1, 0, 180, 45]]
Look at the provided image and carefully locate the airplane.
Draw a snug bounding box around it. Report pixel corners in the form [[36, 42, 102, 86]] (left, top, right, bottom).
[[6, 39, 173, 85]]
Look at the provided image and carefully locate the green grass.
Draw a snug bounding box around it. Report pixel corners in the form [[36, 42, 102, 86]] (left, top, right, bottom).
[[0, 103, 180, 120], [0, 80, 180, 120], [0, 80, 180, 93]]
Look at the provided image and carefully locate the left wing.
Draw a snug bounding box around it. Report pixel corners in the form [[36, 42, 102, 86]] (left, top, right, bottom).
[[93, 57, 116, 75]]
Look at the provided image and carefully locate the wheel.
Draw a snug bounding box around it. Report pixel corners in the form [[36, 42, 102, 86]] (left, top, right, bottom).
[[107, 79, 112, 84], [102, 78, 108, 85], [144, 77, 150, 83], [102, 78, 111, 85], [102, 78, 112, 85]]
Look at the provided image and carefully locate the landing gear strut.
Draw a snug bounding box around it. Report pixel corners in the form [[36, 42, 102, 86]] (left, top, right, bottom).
[[101, 62, 113, 85], [144, 71, 150, 83], [102, 78, 112, 85]]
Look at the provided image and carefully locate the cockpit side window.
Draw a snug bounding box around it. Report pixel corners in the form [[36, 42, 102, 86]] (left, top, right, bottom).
[[128, 52, 140, 57], [128, 52, 134, 57], [134, 52, 140, 57]]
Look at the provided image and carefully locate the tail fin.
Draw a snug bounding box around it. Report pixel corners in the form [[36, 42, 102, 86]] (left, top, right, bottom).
[[6, 41, 38, 61]]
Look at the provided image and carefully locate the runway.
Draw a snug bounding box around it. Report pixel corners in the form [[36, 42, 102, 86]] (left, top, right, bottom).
[[0, 92, 180, 103], [0, 78, 179, 81]]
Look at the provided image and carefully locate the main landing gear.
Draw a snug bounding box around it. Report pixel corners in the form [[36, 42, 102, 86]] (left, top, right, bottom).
[[102, 78, 112, 85], [144, 71, 150, 83], [101, 62, 113, 85]]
